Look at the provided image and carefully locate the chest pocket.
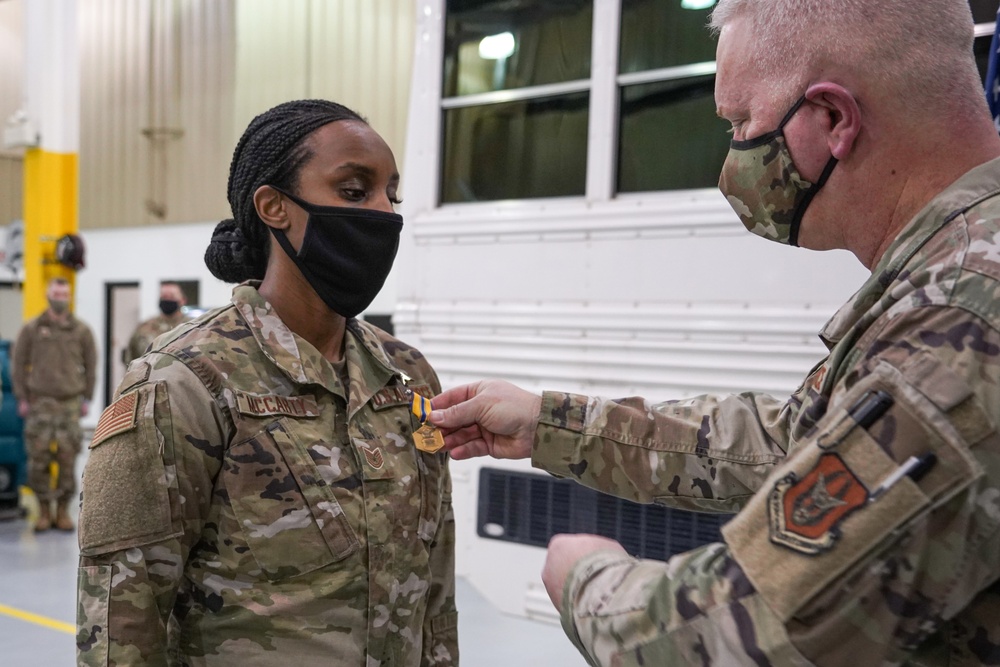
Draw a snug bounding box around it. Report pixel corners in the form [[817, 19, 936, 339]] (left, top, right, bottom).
[[417, 449, 448, 543], [224, 419, 360, 581], [366, 391, 448, 544], [37, 328, 79, 361]]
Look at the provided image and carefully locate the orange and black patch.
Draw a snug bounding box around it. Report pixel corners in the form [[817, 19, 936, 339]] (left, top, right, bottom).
[[769, 453, 869, 555]]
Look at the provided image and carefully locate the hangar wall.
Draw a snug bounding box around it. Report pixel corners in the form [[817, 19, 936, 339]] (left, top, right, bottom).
[[0, 0, 416, 232]]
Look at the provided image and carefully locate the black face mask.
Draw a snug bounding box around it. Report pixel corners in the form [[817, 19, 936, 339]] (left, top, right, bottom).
[[159, 299, 181, 316], [268, 186, 403, 318]]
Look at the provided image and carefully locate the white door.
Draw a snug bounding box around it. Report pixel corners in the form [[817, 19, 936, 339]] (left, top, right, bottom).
[[104, 283, 140, 405]]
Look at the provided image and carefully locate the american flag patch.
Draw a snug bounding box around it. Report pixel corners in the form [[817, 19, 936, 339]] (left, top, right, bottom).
[[90, 392, 139, 448]]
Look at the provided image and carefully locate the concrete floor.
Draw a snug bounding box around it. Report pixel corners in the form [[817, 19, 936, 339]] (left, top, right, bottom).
[[0, 457, 587, 666]]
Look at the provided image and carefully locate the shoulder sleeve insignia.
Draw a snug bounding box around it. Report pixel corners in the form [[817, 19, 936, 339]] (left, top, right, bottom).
[[90, 392, 139, 449], [234, 391, 320, 418], [769, 452, 869, 555]]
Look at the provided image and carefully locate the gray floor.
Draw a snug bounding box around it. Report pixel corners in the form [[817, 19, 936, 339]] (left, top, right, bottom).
[[0, 485, 586, 666]]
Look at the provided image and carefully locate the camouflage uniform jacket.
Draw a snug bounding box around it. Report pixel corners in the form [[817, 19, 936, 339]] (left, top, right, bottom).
[[12, 310, 96, 401], [123, 312, 191, 366], [532, 156, 1000, 666], [77, 284, 458, 666]]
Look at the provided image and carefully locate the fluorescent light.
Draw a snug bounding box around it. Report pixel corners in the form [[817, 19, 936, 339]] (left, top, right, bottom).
[[681, 0, 717, 9], [479, 32, 516, 60]]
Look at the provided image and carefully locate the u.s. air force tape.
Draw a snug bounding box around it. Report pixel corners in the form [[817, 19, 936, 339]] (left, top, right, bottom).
[[411, 391, 445, 453]]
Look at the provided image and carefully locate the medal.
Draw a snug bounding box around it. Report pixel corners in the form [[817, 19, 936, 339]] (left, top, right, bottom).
[[410, 391, 445, 453]]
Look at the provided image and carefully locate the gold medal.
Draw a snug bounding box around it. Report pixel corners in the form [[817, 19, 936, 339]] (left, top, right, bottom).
[[411, 392, 445, 453]]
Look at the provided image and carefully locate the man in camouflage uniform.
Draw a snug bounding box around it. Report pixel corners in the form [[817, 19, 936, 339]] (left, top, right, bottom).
[[429, 0, 1000, 664], [77, 283, 457, 666], [13, 277, 97, 532], [122, 281, 191, 366]]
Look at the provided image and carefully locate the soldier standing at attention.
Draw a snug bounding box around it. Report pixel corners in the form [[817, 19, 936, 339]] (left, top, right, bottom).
[[12, 276, 97, 532], [430, 0, 1000, 664], [76, 100, 457, 666], [121, 280, 191, 366]]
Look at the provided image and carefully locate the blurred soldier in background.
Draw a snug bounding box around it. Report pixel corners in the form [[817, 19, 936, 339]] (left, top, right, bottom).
[[122, 281, 190, 366], [12, 277, 96, 532]]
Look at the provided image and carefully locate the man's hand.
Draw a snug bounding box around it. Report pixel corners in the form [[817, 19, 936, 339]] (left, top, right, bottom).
[[81, 400, 90, 417], [17, 400, 29, 419], [542, 534, 629, 612], [428, 380, 542, 460]]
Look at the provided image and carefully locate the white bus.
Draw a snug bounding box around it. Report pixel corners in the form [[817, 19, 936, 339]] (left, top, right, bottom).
[[394, 0, 1000, 622]]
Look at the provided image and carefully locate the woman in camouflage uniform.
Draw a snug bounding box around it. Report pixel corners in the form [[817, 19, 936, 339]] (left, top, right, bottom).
[[77, 100, 457, 666]]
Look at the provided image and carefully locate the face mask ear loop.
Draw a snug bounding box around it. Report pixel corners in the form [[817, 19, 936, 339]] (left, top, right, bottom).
[[777, 95, 808, 130], [269, 185, 311, 211], [788, 155, 839, 247], [268, 224, 325, 288]]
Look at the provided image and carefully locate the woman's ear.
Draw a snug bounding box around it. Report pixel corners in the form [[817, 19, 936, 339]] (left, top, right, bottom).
[[254, 185, 289, 230], [805, 82, 861, 161]]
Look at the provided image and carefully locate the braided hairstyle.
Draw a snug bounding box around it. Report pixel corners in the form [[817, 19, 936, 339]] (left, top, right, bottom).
[[205, 100, 366, 283]]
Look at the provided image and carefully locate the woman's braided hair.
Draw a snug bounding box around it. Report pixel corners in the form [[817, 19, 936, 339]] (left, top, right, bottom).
[[204, 99, 366, 283]]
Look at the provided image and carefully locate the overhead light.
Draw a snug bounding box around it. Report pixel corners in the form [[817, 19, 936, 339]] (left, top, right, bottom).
[[479, 32, 516, 60], [681, 0, 717, 9]]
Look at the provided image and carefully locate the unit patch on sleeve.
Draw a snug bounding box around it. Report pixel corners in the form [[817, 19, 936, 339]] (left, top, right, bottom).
[[90, 391, 139, 448], [769, 452, 869, 555], [234, 391, 320, 418]]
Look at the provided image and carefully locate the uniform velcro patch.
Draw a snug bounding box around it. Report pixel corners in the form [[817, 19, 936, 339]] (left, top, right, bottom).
[[90, 392, 139, 448], [371, 383, 432, 410], [234, 391, 320, 418]]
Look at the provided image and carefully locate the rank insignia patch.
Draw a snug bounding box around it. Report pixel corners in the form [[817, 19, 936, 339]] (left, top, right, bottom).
[[362, 444, 385, 470], [769, 453, 869, 555], [90, 392, 139, 448]]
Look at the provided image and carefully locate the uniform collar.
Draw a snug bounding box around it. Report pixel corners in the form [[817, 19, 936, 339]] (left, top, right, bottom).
[[231, 282, 404, 417], [819, 156, 1000, 347], [39, 310, 76, 329]]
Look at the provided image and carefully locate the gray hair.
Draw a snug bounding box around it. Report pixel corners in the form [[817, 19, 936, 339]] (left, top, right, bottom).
[[710, 0, 984, 115]]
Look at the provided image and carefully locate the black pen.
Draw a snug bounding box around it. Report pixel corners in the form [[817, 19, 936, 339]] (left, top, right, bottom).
[[849, 390, 895, 429], [822, 389, 895, 449]]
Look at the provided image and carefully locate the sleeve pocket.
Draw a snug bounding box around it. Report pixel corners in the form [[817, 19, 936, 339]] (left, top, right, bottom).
[[79, 384, 177, 556], [724, 359, 984, 623], [423, 611, 459, 666], [76, 565, 111, 666]]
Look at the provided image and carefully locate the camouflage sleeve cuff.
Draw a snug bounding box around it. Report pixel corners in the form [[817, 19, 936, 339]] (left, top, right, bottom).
[[531, 391, 591, 477], [561, 550, 639, 661]]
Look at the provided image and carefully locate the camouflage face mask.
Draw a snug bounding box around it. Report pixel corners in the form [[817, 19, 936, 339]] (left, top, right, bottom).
[[718, 96, 838, 247]]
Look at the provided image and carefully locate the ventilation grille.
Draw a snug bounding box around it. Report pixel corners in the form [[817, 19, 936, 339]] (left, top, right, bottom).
[[477, 468, 730, 560]]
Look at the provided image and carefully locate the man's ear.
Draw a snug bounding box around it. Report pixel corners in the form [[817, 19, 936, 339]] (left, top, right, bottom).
[[805, 82, 861, 160], [254, 185, 289, 230]]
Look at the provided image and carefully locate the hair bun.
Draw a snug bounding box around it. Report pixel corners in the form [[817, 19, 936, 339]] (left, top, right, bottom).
[[204, 218, 267, 283]]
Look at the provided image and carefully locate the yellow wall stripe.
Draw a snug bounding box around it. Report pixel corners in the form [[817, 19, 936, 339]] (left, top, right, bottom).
[[23, 148, 78, 321], [0, 601, 76, 635]]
